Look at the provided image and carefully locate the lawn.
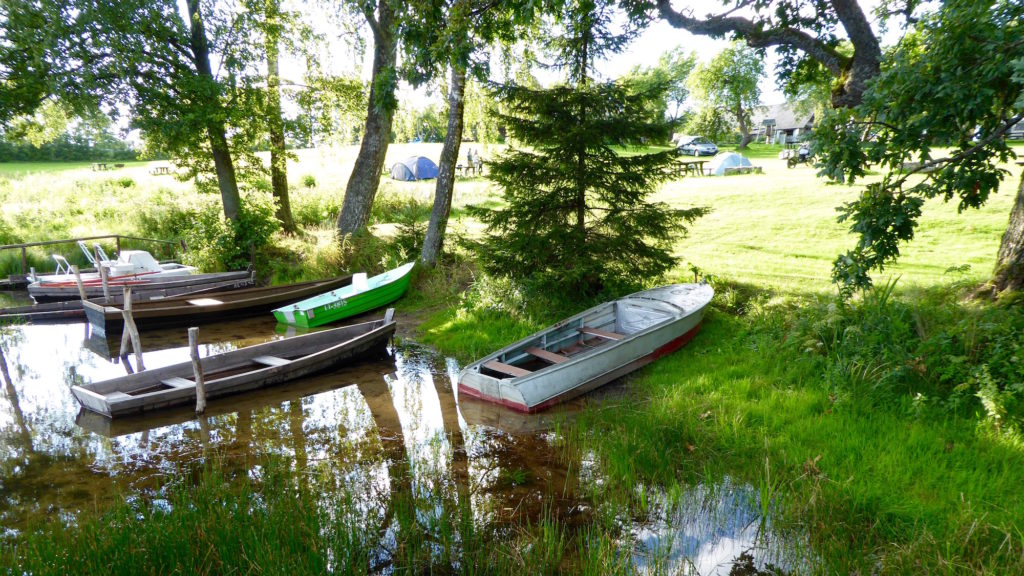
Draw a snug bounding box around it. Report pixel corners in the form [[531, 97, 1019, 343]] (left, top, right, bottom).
[[2, 143, 1024, 573]]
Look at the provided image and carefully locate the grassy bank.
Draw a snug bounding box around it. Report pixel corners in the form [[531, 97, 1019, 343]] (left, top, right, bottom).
[[2, 145, 1024, 573]]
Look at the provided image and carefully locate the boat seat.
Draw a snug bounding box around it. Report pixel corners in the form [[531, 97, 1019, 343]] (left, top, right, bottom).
[[578, 327, 625, 341], [525, 346, 569, 364], [482, 360, 532, 378], [253, 355, 291, 367], [106, 391, 133, 400], [161, 377, 195, 389]]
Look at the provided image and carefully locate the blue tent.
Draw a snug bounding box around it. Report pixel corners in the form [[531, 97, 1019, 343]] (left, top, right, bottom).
[[390, 156, 439, 181]]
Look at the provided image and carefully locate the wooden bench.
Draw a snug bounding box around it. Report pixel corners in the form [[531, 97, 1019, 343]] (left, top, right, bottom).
[[526, 346, 569, 364], [482, 360, 531, 378], [253, 355, 291, 367], [578, 327, 625, 341]]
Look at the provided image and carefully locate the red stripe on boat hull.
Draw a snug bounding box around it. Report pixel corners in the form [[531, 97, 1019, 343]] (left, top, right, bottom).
[[457, 322, 703, 414]]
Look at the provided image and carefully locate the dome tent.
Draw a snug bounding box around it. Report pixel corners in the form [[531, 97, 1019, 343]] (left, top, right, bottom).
[[390, 156, 439, 181], [706, 152, 754, 176]]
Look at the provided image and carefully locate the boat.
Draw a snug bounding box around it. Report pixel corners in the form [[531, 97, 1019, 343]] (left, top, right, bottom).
[[83, 275, 353, 336], [1, 275, 255, 324], [76, 355, 398, 437], [32, 242, 196, 285], [71, 310, 397, 418], [28, 269, 253, 303], [457, 284, 714, 413], [273, 262, 415, 328]]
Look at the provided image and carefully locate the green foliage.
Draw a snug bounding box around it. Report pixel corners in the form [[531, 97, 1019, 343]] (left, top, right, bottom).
[[300, 174, 316, 188], [688, 41, 764, 141], [791, 281, 1024, 436], [623, 46, 697, 124], [471, 0, 706, 295], [817, 0, 1024, 293], [140, 190, 278, 271], [684, 106, 732, 144], [391, 103, 447, 143]]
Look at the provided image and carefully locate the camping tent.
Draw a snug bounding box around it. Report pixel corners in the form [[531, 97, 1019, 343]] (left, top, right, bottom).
[[390, 156, 439, 181], [706, 152, 754, 176]]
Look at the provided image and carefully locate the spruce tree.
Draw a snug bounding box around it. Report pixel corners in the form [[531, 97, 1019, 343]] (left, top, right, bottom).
[[471, 0, 707, 295]]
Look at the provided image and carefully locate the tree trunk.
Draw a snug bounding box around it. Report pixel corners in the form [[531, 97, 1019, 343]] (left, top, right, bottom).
[[420, 62, 466, 267], [992, 173, 1024, 293], [736, 104, 752, 149], [265, 17, 296, 233], [336, 1, 398, 236], [187, 0, 241, 221]]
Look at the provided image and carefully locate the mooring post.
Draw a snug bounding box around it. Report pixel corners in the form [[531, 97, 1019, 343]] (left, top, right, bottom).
[[29, 267, 36, 283], [120, 287, 144, 371], [119, 287, 131, 356], [99, 264, 111, 303], [70, 265, 88, 300], [188, 327, 207, 414]]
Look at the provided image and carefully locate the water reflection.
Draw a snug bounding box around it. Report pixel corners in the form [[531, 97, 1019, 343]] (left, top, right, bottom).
[[0, 318, 804, 573]]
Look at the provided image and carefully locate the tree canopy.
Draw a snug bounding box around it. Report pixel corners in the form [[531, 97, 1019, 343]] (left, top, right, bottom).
[[687, 41, 763, 148], [816, 0, 1024, 294]]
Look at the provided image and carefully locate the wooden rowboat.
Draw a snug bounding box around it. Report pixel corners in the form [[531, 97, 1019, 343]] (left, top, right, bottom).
[[83, 275, 352, 336], [28, 269, 254, 303], [72, 311, 397, 418], [458, 284, 714, 413], [273, 262, 415, 328], [1, 275, 255, 325]]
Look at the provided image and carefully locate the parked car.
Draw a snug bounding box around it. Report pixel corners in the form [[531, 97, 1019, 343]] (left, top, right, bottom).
[[676, 135, 719, 157]]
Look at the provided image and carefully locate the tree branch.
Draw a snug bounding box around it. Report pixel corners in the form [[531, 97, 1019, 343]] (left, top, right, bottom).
[[892, 112, 1024, 187], [654, 0, 847, 76]]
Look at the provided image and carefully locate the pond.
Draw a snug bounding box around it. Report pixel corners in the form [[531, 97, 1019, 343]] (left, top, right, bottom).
[[0, 314, 805, 574]]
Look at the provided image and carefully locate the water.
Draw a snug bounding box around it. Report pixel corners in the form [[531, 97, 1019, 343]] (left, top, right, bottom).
[[0, 316, 804, 573]]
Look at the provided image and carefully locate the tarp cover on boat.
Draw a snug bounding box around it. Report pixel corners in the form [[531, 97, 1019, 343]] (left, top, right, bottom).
[[706, 152, 754, 176], [390, 156, 439, 181]]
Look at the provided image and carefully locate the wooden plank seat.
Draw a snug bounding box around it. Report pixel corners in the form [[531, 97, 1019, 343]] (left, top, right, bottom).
[[482, 360, 532, 378], [578, 327, 626, 341], [252, 355, 291, 367], [161, 377, 195, 388], [526, 346, 569, 364]]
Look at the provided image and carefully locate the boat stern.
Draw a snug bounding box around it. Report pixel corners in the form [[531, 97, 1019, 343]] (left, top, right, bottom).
[[457, 368, 530, 412]]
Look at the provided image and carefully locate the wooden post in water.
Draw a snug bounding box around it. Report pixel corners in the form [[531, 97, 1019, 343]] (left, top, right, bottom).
[[98, 264, 111, 303], [120, 287, 144, 371], [70, 265, 88, 300], [188, 327, 207, 414]]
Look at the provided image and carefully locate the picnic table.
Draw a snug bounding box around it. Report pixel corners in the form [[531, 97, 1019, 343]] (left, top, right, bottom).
[[674, 159, 708, 177], [91, 163, 108, 171], [150, 166, 171, 175]]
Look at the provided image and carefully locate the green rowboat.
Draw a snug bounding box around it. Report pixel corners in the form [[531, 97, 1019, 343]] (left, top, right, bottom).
[[273, 262, 414, 328]]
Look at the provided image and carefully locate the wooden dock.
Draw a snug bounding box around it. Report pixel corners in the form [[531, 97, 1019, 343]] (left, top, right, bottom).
[[0, 234, 186, 289]]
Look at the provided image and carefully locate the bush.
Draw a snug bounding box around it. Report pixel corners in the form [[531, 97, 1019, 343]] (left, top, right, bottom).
[[138, 190, 279, 272], [116, 177, 134, 188], [301, 174, 316, 188], [791, 282, 1024, 436]]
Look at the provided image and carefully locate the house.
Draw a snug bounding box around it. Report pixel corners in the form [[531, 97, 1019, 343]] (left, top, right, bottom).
[[751, 103, 815, 145], [1010, 117, 1024, 140]]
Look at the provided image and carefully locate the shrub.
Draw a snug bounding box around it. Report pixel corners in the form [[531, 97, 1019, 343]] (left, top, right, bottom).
[[791, 282, 1024, 436], [116, 177, 134, 188], [301, 174, 317, 188], [138, 190, 279, 272]]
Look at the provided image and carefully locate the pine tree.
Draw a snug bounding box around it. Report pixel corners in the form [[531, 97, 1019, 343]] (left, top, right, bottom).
[[470, 0, 707, 295]]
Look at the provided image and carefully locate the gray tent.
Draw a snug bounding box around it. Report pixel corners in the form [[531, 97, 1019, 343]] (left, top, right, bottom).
[[707, 152, 754, 176]]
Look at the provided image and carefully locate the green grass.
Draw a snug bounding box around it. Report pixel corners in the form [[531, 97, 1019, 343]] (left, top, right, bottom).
[[3, 144, 1024, 573]]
